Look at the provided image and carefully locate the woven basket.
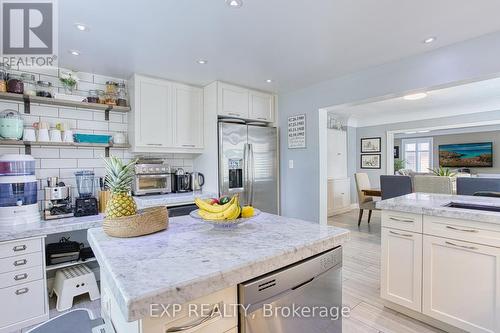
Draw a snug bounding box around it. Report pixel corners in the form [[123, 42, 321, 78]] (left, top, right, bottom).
[[103, 206, 168, 238]]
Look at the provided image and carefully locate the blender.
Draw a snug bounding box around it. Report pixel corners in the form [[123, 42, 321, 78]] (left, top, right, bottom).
[[74, 170, 98, 217]]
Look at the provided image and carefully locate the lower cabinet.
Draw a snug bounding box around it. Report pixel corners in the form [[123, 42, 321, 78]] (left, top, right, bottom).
[[381, 227, 422, 312], [422, 235, 500, 333], [327, 178, 351, 216]]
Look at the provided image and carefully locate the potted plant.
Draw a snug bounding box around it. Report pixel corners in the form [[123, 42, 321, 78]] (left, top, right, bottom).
[[394, 159, 406, 174], [429, 167, 456, 177], [59, 71, 78, 94]]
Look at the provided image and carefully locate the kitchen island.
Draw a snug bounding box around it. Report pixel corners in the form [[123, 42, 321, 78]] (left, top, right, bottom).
[[87, 212, 349, 333], [376, 193, 500, 333]]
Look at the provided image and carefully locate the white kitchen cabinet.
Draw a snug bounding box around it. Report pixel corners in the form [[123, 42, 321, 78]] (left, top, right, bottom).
[[327, 178, 351, 216], [249, 90, 274, 122], [327, 129, 347, 179], [423, 235, 500, 333], [172, 83, 204, 149], [0, 237, 48, 333], [218, 83, 249, 119], [381, 227, 422, 312], [129, 74, 204, 153]]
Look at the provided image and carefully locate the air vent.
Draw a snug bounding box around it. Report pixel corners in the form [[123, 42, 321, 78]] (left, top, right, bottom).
[[258, 279, 276, 291]]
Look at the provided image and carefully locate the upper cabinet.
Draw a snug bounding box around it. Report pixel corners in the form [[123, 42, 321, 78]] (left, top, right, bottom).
[[217, 82, 275, 122], [129, 74, 203, 153]]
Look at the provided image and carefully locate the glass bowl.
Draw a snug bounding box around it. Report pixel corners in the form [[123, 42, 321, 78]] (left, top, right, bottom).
[[189, 208, 261, 229]]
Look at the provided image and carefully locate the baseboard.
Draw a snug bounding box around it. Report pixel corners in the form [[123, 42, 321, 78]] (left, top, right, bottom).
[[328, 205, 355, 217]]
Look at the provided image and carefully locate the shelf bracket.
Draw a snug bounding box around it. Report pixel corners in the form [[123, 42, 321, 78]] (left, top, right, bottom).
[[23, 95, 30, 114], [105, 105, 112, 121], [105, 146, 110, 157], [24, 143, 31, 155]]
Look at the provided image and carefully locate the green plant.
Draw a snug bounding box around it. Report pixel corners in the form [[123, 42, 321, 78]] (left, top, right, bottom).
[[429, 167, 456, 177], [394, 159, 406, 172], [59, 75, 77, 88]]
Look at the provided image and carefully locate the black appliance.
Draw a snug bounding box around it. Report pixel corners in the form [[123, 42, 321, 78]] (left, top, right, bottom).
[[46, 237, 82, 266], [168, 204, 197, 217], [74, 197, 98, 217], [172, 168, 191, 193]]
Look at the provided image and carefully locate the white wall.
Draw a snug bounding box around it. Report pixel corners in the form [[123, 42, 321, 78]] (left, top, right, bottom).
[[279, 31, 500, 222]]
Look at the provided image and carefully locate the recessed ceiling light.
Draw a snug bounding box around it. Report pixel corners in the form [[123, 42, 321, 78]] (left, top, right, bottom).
[[197, 59, 207, 64], [403, 92, 427, 101], [69, 50, 80, 56], [266, 79, 272, 83], [74, 23, 89, 31], [423, 36, 436, 44], [226, 0, 243, 8]]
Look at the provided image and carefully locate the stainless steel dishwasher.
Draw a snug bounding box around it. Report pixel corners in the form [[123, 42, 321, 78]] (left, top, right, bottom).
[[239, 246, 343, 333]]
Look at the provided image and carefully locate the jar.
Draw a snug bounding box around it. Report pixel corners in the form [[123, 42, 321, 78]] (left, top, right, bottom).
[[21, 74, 36, 96], [0, 63, 10, 93], [87, 90, 99, 103], [97, 90, 106, 104], [116, 83, 128, 107], [105, 81, 117, 94], [36, 80, 53, 98], [7, 74, 23, 94], [0, 109, 24, 140]]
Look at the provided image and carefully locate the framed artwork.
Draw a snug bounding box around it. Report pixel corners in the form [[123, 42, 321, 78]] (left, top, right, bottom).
[[288, 114, 306, 149], [361, 154, 381, 169], [361, 137, 381, 153], [394, 146, 400, 159]]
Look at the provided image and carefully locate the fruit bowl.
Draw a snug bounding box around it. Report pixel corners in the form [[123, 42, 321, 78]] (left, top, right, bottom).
[[189, 208, 261, 229]]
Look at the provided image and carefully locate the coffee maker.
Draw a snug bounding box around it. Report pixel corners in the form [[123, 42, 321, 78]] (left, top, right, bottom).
[[172, 168, 191, 193], [43, 177, 74, 220], [74, 171, 98, 217]]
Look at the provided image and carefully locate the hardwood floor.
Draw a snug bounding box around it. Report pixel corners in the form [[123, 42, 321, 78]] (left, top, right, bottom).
[[329, 209, 445, 333]]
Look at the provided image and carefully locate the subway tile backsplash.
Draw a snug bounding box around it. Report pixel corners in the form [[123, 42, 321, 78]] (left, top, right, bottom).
[[0, 68, 195, 210]]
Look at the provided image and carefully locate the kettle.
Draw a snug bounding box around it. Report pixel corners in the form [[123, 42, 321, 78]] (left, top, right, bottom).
[[190, 172, 205, 191]]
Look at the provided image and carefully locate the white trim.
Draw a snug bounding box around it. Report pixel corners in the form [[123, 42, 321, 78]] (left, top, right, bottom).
[[386, 119, 500, 175], [318, 109, 328, 225]]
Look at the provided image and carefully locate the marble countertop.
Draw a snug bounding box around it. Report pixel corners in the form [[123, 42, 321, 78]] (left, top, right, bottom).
[[376, 193, 500, 224], [0, 214, 103, 242], [134, 191, 217, 209], [87, 213, 349, 322]]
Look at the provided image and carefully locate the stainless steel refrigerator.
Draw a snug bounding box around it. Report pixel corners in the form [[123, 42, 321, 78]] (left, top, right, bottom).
[[218, 121, 279, 214]]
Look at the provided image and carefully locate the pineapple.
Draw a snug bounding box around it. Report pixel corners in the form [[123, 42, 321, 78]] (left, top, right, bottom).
[[103, 156, 138, 218]]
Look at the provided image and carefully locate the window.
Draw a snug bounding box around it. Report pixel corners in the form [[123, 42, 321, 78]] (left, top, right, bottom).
[[402, 138, 433, 172]]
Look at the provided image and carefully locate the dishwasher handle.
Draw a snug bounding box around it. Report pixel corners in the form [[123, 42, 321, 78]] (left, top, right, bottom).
[[291, 277, 315, 291]]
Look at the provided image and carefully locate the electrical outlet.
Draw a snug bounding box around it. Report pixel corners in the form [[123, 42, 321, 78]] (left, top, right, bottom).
[[289, 160, 294, 169]]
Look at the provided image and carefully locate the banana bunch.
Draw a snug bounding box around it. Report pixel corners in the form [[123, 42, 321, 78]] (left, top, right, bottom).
[[194, 195, 241, 221]]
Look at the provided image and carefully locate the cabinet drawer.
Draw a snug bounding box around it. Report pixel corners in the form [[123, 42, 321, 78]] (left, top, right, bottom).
[[0, 238, 42, 259], [424, 215, 500, 247], [0, 265, 44, 289], [0, 252, 42, 274], [382, 211, 423, 233], [0, 279, 46, 328]]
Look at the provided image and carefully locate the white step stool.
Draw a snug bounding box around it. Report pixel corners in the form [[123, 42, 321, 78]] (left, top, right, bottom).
[[51, 264, 100, 312]]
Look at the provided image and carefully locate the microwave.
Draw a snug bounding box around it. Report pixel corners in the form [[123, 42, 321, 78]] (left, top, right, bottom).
[[132, 163, 172, 196]]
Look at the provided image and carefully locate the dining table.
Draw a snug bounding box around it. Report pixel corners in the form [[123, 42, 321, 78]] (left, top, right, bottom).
[[362, 188, 382, 197]]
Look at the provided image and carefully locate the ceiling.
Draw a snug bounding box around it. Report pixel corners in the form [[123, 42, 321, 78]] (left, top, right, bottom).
[[332, 76, 500, 127], [58, 0, 500, 92]]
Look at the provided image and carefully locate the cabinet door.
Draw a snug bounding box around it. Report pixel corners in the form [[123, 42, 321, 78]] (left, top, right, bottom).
[[249, 91, 274, 122], [218, 83, 249, 118], [332, 179, 350, 210], [327, 129, 347, 179], [0, 279, 46, 329], [172, 84, 203, 149], [423, 235, 500, 333], [137, 77, 172, 147], [381, 228, 422, 312]]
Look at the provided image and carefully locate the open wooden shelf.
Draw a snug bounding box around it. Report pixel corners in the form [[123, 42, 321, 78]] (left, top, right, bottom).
[[0, 140, 130, 149], [45, 257, 97, 271], [0, 91, 130, 113]]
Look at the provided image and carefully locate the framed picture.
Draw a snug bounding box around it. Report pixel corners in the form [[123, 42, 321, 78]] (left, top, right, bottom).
[[361, 154, 381, 169], [288, 114, 306, 149], [394, 146, 400, 159], [361, 137, 381, 153]]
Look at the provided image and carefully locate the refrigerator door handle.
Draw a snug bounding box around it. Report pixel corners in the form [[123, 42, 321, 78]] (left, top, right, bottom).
[[243, 143, 250, 204], [249, 143, 255, 206]]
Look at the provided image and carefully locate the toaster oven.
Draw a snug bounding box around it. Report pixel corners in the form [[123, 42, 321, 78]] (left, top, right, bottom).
[[132, 163, 172, 196]]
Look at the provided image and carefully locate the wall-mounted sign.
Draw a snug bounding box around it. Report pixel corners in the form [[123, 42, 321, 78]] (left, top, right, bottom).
[[288, 114, 306, 149]]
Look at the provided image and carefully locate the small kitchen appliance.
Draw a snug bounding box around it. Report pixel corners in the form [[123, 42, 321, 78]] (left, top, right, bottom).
[[74, 171, 98, 217], [132, 159, 171, 196], [43, 177, 74, 220], [190, 172, 205, 191], [172, 168, 191, 193], [0, 109, 23, 140], [0, 154, 40, 225]]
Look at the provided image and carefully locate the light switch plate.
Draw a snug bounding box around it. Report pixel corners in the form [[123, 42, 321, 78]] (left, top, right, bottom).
[[288, 160, 294, 169]]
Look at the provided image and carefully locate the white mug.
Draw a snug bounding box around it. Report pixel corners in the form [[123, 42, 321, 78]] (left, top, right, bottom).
[[63, 130, 74, 143], [23, 128, 36, 141], [37, 128, 50, 142], [50, 129, 62, 142]]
